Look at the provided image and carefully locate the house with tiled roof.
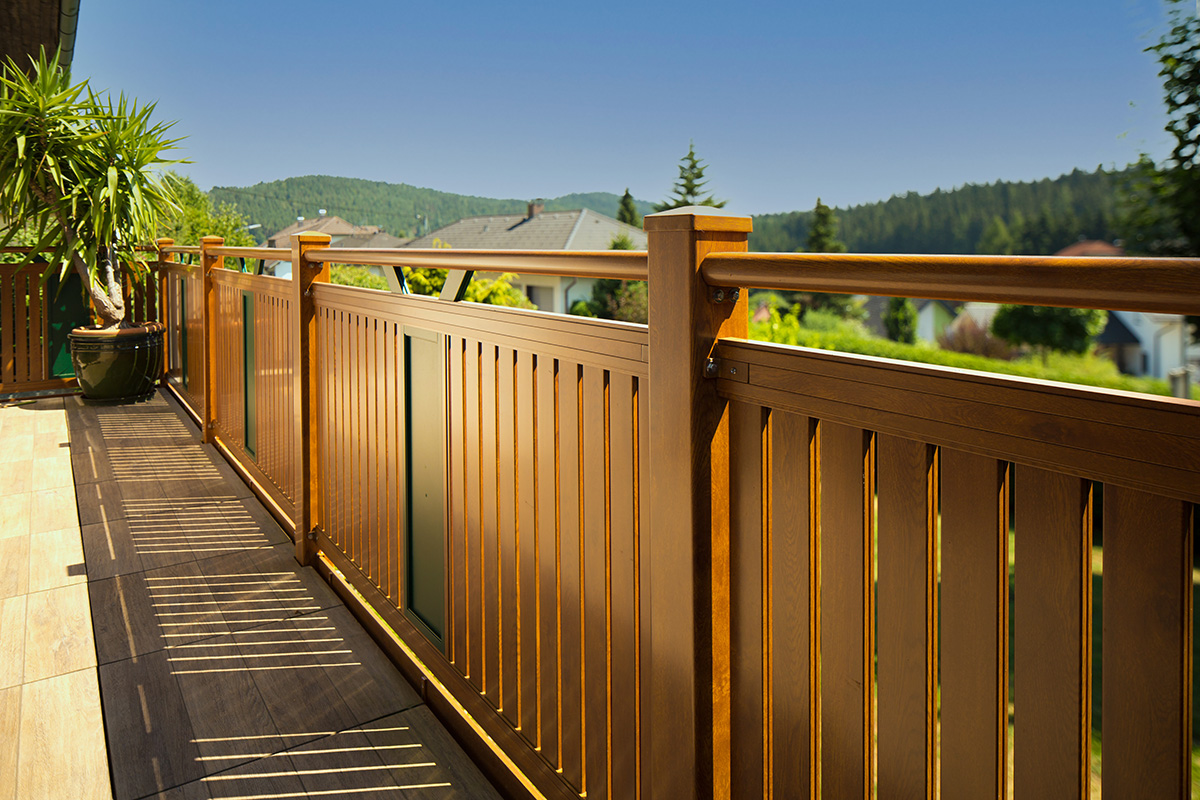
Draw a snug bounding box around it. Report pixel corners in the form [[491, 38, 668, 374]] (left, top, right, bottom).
[[406, 202, 647, 314], [262, 213, 398, 278]]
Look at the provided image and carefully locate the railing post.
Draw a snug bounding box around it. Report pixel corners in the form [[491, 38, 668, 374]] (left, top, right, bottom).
[[290, 233, 331, 565], [645, 207, 751, 799], [155, 238, 173, 376], [199, 236, 224, 444]]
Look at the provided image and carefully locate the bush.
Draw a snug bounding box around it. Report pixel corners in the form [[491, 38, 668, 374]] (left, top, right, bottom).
[[938, 315, 1017, 360], [750, 306, 1180, 396], [883, 297, 917, 343]]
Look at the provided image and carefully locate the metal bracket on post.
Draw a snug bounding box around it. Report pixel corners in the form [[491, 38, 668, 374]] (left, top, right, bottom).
[[708, 286, 740, 304]]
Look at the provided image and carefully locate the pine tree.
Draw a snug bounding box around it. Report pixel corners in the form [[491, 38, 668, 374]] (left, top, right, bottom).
[[617, 188, 640, 228], [654, 141, 725, 212], [793, 198, 862, 319], [1149, 0, 1200, 256], [883, 297, 918, 343], [805, 198, 847, 254]]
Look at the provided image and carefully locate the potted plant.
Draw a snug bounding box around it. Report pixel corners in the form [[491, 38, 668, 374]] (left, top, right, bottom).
[[0, 48, 183, 399]]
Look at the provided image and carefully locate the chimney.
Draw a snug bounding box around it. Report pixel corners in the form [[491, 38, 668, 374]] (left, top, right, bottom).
[[527, 199, 544, 219]]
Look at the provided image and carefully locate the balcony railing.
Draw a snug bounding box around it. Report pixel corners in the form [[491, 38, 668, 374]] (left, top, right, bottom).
[[145, 210, 1199, 800]]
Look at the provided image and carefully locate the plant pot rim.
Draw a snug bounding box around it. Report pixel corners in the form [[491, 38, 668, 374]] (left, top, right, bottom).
[[69, 322, 165, 339]]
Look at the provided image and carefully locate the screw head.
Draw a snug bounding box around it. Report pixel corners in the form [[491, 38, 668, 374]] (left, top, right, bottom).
[[713, 289, 725, 303]]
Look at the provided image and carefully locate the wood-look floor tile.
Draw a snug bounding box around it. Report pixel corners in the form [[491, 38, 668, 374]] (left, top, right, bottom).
[[171, 631, 283, 774], [234, 616, 358, 746], [18, 669, 111, 800], [145, 560, 234, 649], [90, 572, 164, 665], [124, 509, 198, 573], [283, 728, 404, 798], [0, 595, 26, 689], [0, 493, 31, 540], [27, 528, 87, 593], [32, 455, 74, 491], [100, 649, 204, 800], [75, 480, 128, 527], [198, 753, 305, 800], [0, 461, 33, 497], [145, 779, 211, 800], [308, 605, 420, 724], [0, 536, 29, 600], [367, 707, 501, 799], [0, 685, 20, 800], [22, 583, 95, 682], [70, 441, 112, 485], [80, 516, 146, 581]]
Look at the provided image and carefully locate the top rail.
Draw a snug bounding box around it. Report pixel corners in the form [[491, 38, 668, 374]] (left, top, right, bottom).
[[702, 251, 1200, 316], [308, 247, 649, 281], [207, 246, 291, 261], [161, 245, 202, 256]]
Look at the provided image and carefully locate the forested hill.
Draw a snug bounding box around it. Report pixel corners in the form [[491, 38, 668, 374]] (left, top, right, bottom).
[[209, 176, 657, 241], [750, 167, 1127, 255]]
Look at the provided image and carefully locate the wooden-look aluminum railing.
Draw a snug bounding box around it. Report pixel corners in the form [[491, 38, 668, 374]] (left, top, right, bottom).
[[146, 215, 1200, 800]]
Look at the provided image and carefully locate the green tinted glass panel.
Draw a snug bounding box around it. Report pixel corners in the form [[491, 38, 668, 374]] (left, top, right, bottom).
[[242, 291, 256, 457], [404, 327, 445, 648], [46, 269, 89, 377]]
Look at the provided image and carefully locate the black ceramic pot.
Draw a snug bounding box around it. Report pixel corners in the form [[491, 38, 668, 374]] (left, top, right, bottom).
[[68, 322, 164, 400]]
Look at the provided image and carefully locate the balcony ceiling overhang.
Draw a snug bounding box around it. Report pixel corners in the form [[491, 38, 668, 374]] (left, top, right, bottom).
[[1, 0, 80, 68]]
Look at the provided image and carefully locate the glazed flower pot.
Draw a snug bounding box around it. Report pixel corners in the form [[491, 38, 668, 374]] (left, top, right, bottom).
[[68, 322, 164, 400]]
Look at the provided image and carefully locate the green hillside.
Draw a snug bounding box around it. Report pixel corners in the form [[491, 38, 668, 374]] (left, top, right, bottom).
[[209, 176, 656, 242], [750, 166, 1127, 255], [213, 166, 1131, 255]]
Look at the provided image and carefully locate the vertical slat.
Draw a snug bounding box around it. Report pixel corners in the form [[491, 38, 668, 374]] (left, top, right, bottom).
[[1014, 466, 1091, 800], [356, 312, 368, 571], [940, 449, 1009, 800], [450, 336, 467, 668], [582, 365, 608, 800], [609, 371, 637, 799], [26, 271, 43, 381], [1, 268, 14, 384], [498, 346, 519, 724], [558, 361, 584, 793], [465, 340, 483, 690], [1103, 487, 1192, 798], [481, 343, 500, 705], [876, 435, 936, 800], [391, 320, 405, 605], [636, 375, 650, 800], [337, 309, 349, 552], [819, 421, 874, 800], [730, 401, 765, 800], [769, 411, 814, 799], [382, 321, 395, 604], [536, 355, 560, 768], [516, 351, 539, 745]]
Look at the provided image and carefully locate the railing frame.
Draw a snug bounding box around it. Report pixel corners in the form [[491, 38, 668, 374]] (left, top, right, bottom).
[[149, 219, 1200, 800]]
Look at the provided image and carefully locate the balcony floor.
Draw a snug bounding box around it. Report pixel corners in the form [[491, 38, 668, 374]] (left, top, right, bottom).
[[1, 390, 501, 800]]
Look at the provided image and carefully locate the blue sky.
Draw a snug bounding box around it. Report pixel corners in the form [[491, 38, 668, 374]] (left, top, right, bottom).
[[71, 0, 1177, 216]]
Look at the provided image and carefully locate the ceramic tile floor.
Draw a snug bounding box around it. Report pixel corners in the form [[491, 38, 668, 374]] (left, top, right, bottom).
[[0, 396, 110, 800], [2, 391, 501, 800]]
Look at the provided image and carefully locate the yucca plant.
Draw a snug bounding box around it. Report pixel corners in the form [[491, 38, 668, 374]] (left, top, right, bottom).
[[0, 47, 183, 328]]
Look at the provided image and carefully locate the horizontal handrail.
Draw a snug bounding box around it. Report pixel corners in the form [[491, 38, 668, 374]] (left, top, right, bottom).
[[207, 246, 291, 261], [702, 251, 1200, 316], [307, 247, 650, 281], [161, 245, 201, 256]]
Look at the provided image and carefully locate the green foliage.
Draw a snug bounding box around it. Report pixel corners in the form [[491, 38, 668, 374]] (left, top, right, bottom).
[[209, 176, 655, 243], [883, 297, 917, 343], [1148, 1, 1200, 256], [991, 305, 1108, 356], [750, 167, 1122, 255], [569, 275, 648, 323], [0, 48, 184, 326], [610, 280, 647, 324], [976, 215, 1015, 255], [609, 232, 635, 250], [159, 172, 255, 247], [617, 188, 640, 228], [330, 265, 388, 291], [750, 306, 1176, 396], [804, 198, 847, 254], [654, 141, 725, 211]]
